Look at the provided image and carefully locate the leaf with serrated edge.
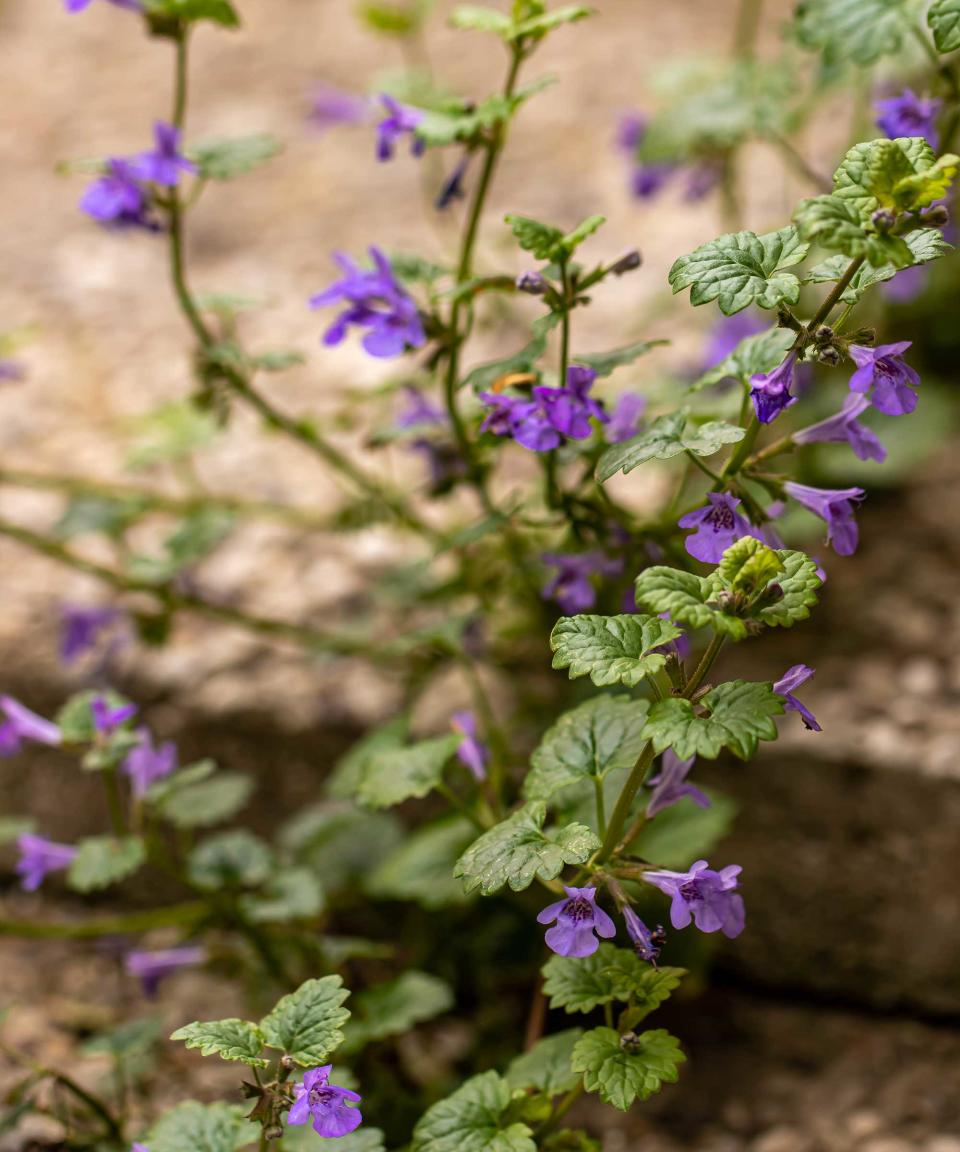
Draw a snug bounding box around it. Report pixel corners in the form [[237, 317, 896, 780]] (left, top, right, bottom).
[[633, 568, 747, 641], [692, 326, 794, 391], [170, 1020, 268, 1067], [643, 680, 783, 760], [144, 1102, 247, 1152], [793, 0, 912, 66], [357, 734, 460, 809], [930, 0, 960, 51], [543, 943, 685, 1014], [67, 837, 145, 893], [454, 802, 599, 896], [259, 976, 350, 1066], [410, 1070, 536, 1152], [550, 615, 681, 688], [506, 1030, 583, 1095], [756, 550, 822, 627], [572, 1028, 685, 1111]]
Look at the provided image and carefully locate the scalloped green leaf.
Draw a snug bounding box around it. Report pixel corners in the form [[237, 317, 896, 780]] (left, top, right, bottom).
[[792, 0, 912, 66], [144, 0, 240, 27], [755, 549, 823, 627], [356, 734, 460, 809], [67, 837, 146, 893], [930, 0, 960, 51], [802, 227, 953, 301], [343, 971, 453, 1053], [597, 413, 745, 482], [668, 227, 809, 316], [543, 943, 685, 1015], [524, 696, 650, 803], [633, 567, 747, 640], [144, 1102, 248, 1152], [550, 615, 681, 687], [506, 1030, 584, 1095], [714, 536, 785, 598], [169, 1019, 268, 1068], [571, 1027, 685, 1111], [453, 802, 599, 896], [259, 976, 350, 1067], [576, 339, 666, 378], [692, 326, 795, 391], [643, 680, 784, 760], [831, 137, 954, 218], [793, 194, 913, 267], [411, 1071, 536, 1152]]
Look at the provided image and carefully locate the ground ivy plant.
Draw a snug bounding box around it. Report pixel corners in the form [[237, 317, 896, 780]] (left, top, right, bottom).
[[1, 0, 957, 1149]]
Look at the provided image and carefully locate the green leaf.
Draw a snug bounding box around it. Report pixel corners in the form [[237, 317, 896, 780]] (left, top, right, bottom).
[[417, 88, 549, 147], [67, 837, 145, 893], [0, 817, 34, 845], [572, 1027, 685, 1110], [506, 1030, 583, 1095], [692, 325, 794, 391], [411, 1070, 536, 1152], [560, 213, 606, 253], [54, 494, 143, 540], [126, 510, 234, 584], [633, 566, 744, 640], [242, 867, 325, 923], [144, 1102, 248, 1152], [792, 0, 912, 65], [190, 135, 282, 181], [327, 716, 410, 800], [454, 802, 599, 895], [365, 815, 476, 908], [360, 2, 423, 35], [793, 194, 915, 266], [463, 329, 552, 393], [575, 339, 666, 378], [831, 137, 959, 217], [450, 5, 513, 34], [543, 944, 685, 1015], [930, 0, 960, 50], [714, 536, 784, 598], [344, 971, 453, 1052], [356, 733, 460, 809], [511, 3, 592, 38], [187, 830, 274, 890], [144, 0, 240, 27], [597, 412, 745, 482], [524, 696, 650, 803], [127, 401, 219, 471], [630, 789, 737, 868], [169, 1020, 268, 1068], [668, 226, 809, 315], [153, 771, 253, 829], [55, 689, 135, 745], [643, 680, 784, 760], [505, 214, 566, 260], [280, 1126, 387, 1152], [803, 227, 953, 301], [550, 614, 681, 688], [754, 549, 823, 627], [259, 976, 350, 1066]]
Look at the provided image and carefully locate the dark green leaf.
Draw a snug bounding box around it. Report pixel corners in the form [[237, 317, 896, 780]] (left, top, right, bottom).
[[259, 976, 350, 1066], [643, 680, 784, 760], [154, 771, 253, 829], [506, 1030, 583, 1095], [169, 1019, 268, 1068], [411, 1071, 536, 1152], [357, 734, 460, 809], [550, 614, 681, 687], [144, 0, 240, 27], [571, 1027, 685, 1110]]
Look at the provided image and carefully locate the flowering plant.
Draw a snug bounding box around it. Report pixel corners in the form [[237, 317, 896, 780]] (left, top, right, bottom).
[[2, 0, 959, 1149]]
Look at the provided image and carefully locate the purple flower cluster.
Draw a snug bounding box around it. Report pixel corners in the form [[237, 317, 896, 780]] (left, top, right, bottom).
[[480, 365, 608, 451], [643, 859, 745, 938], [875, 88, 942, 147], [310, 247, 425, 358], [288, 1066, 362, 1137], [537, 885, 617, 957], [542, 550, 622, 614]]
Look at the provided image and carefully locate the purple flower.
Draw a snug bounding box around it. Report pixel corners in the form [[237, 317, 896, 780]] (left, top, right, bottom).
[[882, 264, 927, 302], [0, 696, 61, 757], [124, 946, 206, 997], [623, 906, 665, 965], [65, 0, 141, 10], [537, 886, 617, 958], [436, 154, 471, 210], [875, 88, 942, 147], [617, 113, 645, 152], [396, 386, 446, 430], [630, 163, 676, 199], [848, 341, 920, 416], [678, 493, 760, 564], [80, 159, 155, 231], [133, 122, 196, 187], [59, 604, 123, 666], [605, 392, 647, 444], [534, 365, 608, 440], [793, 394, 886, 462], [542, 551, 623, 614], [451, 711, 488, 782], [308, 86, 369, 132], [783, 481, 865, 556], [288, 1066, 362, 1138], [132, 1144, 149, 1152], [750, 352, 799, 425], [773, 664, 821, 732], [643, 859, 744, 938], [479, 393, 561, 452], [123, 729, 178, 797], [683, 161, 721, 202], [646, 750, 711, 819], [0, 359, 25, 382], [375, 95, 425, 162], [91, 695, 138, 734], [703, 311, 765, 370], [309, 247, 426, 359], [516, 271, 548, 295], [15, 835, 76, 891]]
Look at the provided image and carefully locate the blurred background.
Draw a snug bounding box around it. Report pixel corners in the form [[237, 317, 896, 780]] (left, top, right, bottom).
[[1, 1, 960, 1150]]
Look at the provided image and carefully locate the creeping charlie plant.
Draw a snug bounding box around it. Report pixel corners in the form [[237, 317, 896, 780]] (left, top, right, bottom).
[[2, 0, 959, 1149]]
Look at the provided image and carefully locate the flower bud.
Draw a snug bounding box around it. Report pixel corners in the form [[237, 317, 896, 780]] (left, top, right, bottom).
[[922, 203, 950, 227], [516, 271, 547, 295], [609, 249, 642, 276], [818, 345, 841, 366], [815, 325, 834, 344], [619, 1031, 641, 1052], [870, 207, 897, 233]]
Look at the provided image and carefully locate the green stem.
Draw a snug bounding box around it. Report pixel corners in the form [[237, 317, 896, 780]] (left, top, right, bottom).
[[717, 416, 760, 484], [0, 902, 206, 939], [103, 770, 126, 837], [686, 633, 725, 697], [685, 449, 725, 485], [436, 782, 488, 832], [535, 1084, 584, 1139], [593, 776, 607, 840], [596, 743, 656, 864]]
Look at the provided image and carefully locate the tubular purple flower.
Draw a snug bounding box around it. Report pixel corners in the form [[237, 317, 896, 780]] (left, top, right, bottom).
[[451, 711, 489, 782], [308, 86, 369, 132], [309, 247, 425, 359], [622, 906, 665, 965], [875, 88, 942, 147], [793, 394, 886, 462], [123, 729, 179, 797], [375, 95, 425, 162], [16, 835, 77, 891], [683, 161, 721, 202], [848, 341, 919, 416], [91, 695, 138, 734], [0, 696, 61, 757], [773, 664, 822, 732], [533, 365, 608, 440], [542, 551, 623, 615], [59, 604, 124, 666], [65, 0, 141, 10], [479, 393, 561, 452], [133, 122, 196, 187], [783, 481, 865, 556], [643, 859, 745, 938], [646, 750, 711, 819], [80, 159, 156, 231], [605, 392, 647, 444], [750, 352, 799, 424], [124, 946, 206, 997], [287, 1066, 362, 1138], [678, 493, 760, 564], [537, 886, 617, 958]]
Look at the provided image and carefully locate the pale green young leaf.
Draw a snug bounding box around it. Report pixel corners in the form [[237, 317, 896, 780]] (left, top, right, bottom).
[[754, 549, 823, 627], [572, 1027, 685, 1110], [169, 1019, 268, 1068], [259, 976, 350, 1066], [550, 614, 681, 688], [55, 690, 135, 745], [504, 214, 566, 260], [644, 680, 784, 760], [454, 802, 599, 895], [668, 227, 809, 315], [543, 943, 685, 1014], [506, 1029, 583, 1095], [832, 137, 938, 216], [930, 0, 960, 50], [343, 971, 453, 1052], [326, 716, 410, 800], [144, 1102, 248, 1152], [67, 837, 146, 893], [560, 214, 606, 253], [281, 1126, 386, 1152], [802, 228, 953, 301], [450, 5, 513, 34], [523, 696, 650, 803], [510, 3, 593, 38], [632, 567, 748, 641], [241, 867, 325, 923], [364, 815, 475, 908], [356, 734, 460, 809], [792, 0, 912, 66], [411, 1071, 536, 1152], [793, 195, 913, 267], [714, 536, 785, 598]]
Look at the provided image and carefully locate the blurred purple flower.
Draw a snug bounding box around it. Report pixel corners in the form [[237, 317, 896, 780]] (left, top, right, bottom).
[[703, 310, 765, 370], [122, 729, 178, 797], [646, 750, 711, 819], [308, 86, 369, 132], [537, 885, 617, 957], [882, 264, 927, 303], [679, 493, 759, 564], [59, 604, 123, 666], [848, 341, 919, 416], [750, 352, 799, 424], [643, 859, 744, 938], [16, 835, 76, 891], [542, 550, 622, 614], [396, 386, 446, 430], [605, 392, 647, 444], [793, 394, 886, 462], [288, 1066, 362, 1137], [91, 695, 138, 734], [0, 359, 25, 382], [0, 696, 61, 757], [783, 481, 865, 556], [534, 365, 608, 440], [875, 88, 942, 147], [65, 0, 141, 10], [774, 664, 821, 732], [479, 392, 561, 452], [133, 122, 196, 187], [80, 159, 156, 231], [683, 161, 721, 201], [125, 946, 206, 997], [375, 95, 425, 162], [451, 711, 488, 782]]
